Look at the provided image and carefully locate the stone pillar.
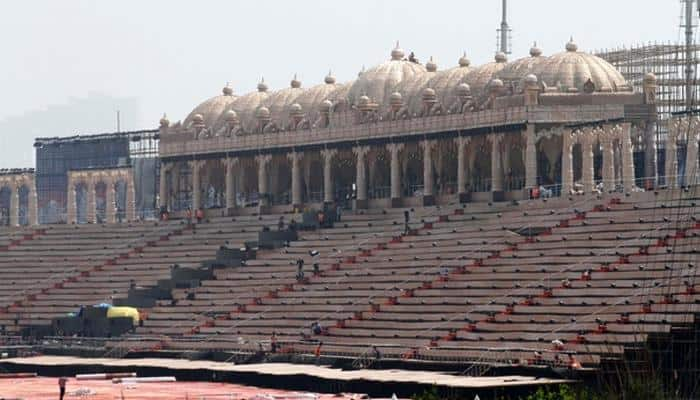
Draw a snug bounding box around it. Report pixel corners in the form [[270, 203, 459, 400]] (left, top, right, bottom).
[[456, 137, 471, 201], [105, 178, 116, 224], [126, 174, 136, 222], [684, 118, 699, 186], [666, 121, 679, 189], [353, 146, 370, 208], [27, 181, 38, 226], [189, 160, 205, 210], [288, 152, 303, 208], [66, 178, 77, 224], [561, 129, 574, 195], [9, 184, 19, 227], [387, 143, 404, 207], [489, 134, 504, 200], [524, 124, 537, 190], [580, 128, 595, 194], [159, 162, 171, 210], [224, 157, 239, 211], [619, 124, 637, 192], [321, 149, 337, 204], [421, 140, 436, 205], [86, 176, 97, 223], [601, 129, 616, 192], [643, 122, 657, 189], [255, 154, 272, 207]]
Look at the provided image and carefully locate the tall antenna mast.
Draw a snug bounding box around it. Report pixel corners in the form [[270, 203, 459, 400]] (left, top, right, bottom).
[[684, 0, 696, 109], [497, 0, 511, 56]]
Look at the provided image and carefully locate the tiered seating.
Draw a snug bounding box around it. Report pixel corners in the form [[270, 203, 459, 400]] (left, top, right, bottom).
[[118, 191, 699, 370], [0, 221, 186, 332]]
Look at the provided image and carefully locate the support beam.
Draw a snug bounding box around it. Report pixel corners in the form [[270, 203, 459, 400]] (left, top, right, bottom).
[[561, 128, 574, 195], [666, 120, 680, 189], [255, 154, 272, 208], [684, 118, 699, 186], [105, 178, 116, 224], [189, 160, 205, 211], [287, 152, 303, 208], [321, 149, 337, 204], [9, 185, 19, 227], [224, 157, 239, 210], [387, 143, 404, 207], [580, 128, 596, 194], [524, 124, 537, 189], [421, 140, 436, 206], [619, 123, 636, 192], [489, 133, 504, 200], [353, 146, 370, 208], [601, 128, 616, 192]]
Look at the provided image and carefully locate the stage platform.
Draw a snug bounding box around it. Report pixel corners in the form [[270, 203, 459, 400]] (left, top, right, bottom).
[[0, 355, 571, 398]]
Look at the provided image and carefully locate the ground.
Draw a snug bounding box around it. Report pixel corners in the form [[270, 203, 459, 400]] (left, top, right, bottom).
[[0, 376, 362, 400]]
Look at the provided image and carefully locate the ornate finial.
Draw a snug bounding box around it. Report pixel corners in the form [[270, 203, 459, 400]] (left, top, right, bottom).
[[566, 37, 578, 52], [257, 77, 268, 92], [426, 56, 437, 72], [222, 82, 234, 96], [159, 113, 170, 128], [458, 51, 470, 67], [530, 42, 542, 57], [495, 52, 507, 63], [291, 73, 302, 88], [391, 41, 405, 60], [324, 70, 336, 84]]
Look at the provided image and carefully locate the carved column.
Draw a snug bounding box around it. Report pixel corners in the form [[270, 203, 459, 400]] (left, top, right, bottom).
[[387, 143, 404, 207], [601, 128, 616, 192], [255, 154, 272, 207], [126, 173, 136, 221], [288, 152, 303, 208], [489, 134, 504, 197], [189, 160, 205, 210], [666, 121, 680, 189], [27, 179, 38, 226], [66, 177, 77, 224], [321, 149, 337, 204], [684, 118, 699, 186], [224, 157, 239, 210], [86, 175, 97, 223], [353, 146, 370, 208], [421, 140, 436, 205], [561, 128, 574, 195], [105, 177, 116, 224], [619, 123, 636, 192], [580, 128, 596, 194], [524, 124, 537, 189], [456, 137, 471, 199], [9, 183, 19, 226]]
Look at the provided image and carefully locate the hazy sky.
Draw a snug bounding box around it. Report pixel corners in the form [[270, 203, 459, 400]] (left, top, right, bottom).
[[0, 0, 686, 167]]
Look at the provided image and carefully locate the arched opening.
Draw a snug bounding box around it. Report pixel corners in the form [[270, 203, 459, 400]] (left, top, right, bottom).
[[95, 181, 107, 223], [332, 150, 356, 208], [504, 137, 526, 191], [75, 182, 89, 224], [435, 141, 457, 195], [403, 143, 422, 196], [17, 185, 30, 226], [369, 149, 390, 199], [175, 163, 192, 211], [239, 159, 258, 208], [305, 157, 323, 203], [471, 137, 491, 192], [271, 156, 292, 206], [204, 160, 225, 209], [115, 180, 128, 222], [0, 186, 11, 226]]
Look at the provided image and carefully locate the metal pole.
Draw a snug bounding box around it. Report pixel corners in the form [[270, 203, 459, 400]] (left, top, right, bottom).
[[685, 0, 695, 110], [500, 0, 509, 55]]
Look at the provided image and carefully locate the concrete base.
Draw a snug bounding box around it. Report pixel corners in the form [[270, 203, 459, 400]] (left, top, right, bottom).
[[390, 198, 403, 208], [492, 190, 505, 202], [458, 192, 472, 203], [422, 195, 436, 207], [354, 199, 369, 209]]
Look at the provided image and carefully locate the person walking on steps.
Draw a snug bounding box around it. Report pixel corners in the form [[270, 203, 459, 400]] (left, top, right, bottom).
[[58, 376, 67, 400]]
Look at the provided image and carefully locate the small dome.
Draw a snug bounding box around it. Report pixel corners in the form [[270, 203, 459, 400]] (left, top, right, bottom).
[[456, 83, 471, 97], [290, 74, 302, 89], [184, 85, 238, 128], [159, 114, 170, 128], [257, 79, 269, 92], [390, 91, 403, 106], [225, 109, 238, 123], [358, 95, 371, 108], [192, 113, 204, 124], [319, 99, 333, 112], [289, 103, 303, 116], [530, 43, 543, 57], [422, 87, 437, 102], [490, 79, 504, 89], [644, 72, 657, 84], [566, 38, 578, 52], [495, 52, 508, 63], [256, 106, 271, 120], [391, 42, 405, 60], [525, 74, 538, 84], [223, 83, 234, 96], [325, 71, 337, 84], [458, 52, 471, 68], [426, 57, 438, 72]]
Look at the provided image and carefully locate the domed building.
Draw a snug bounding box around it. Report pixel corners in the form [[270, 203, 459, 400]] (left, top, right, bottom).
[[158, 40, 659, 214]]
